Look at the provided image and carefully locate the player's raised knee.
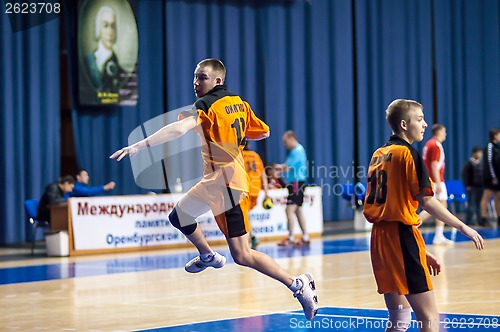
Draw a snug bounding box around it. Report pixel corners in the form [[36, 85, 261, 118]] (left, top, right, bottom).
[[168, 207, 197, 235]]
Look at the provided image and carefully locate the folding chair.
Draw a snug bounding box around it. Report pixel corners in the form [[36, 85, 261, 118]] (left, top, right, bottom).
[[25, 199, 50, 255]]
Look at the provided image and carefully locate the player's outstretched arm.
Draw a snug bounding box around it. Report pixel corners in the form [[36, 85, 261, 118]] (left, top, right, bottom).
[[417, 195, 485, 250], [110, 116, 197, 161]]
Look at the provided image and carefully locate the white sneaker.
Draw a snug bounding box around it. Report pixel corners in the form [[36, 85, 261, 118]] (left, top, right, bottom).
[[185, 252, 226, 273], [432, 236, 454, 245], [294, 273, 319, 320]]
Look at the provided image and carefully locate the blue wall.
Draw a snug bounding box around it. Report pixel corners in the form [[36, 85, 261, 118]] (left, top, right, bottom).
[[1, 0, 499, 243], [1, 14, 60, 244]]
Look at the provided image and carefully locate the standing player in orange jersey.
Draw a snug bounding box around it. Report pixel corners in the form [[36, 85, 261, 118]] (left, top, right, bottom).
[[110, 58, 318, 320], [242, 142, 269, 249], [364, 99, 484, 332]]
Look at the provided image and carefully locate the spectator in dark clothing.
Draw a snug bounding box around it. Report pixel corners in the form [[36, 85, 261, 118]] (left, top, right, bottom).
[[461, 146, 483, 225], [37, 175, 75, 222]]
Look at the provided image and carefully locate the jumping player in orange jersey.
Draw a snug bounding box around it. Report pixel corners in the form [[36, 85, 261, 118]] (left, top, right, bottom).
[[110, 58, 318, 320], [242, 142, 269, 249], [363, 99, 484, 332]]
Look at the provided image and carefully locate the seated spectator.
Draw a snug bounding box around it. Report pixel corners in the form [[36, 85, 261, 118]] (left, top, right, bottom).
[[461, 146, 483, 225], [70, 169, 116, 197], [37, 175, 75, 222], [267, 164, 286, 189]]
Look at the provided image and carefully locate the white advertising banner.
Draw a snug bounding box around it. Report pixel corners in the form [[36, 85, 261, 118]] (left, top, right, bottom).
[[69, 187, 323, 250]]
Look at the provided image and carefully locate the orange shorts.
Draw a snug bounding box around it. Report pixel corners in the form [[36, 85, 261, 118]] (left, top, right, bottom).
[[248, 195, 258, 210], [370, 220, 433, 295], [213, 194, 250, 238], [185, 181, 251, 238]]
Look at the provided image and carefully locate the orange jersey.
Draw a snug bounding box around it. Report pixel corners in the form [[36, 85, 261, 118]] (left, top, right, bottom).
[[181, 85, 269, 192], [363, 136, 434, 226], [242, 150, 265, 197], [422, 137, 445, 182]]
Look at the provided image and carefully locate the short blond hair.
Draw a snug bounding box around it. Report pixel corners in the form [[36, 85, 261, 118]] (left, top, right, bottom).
[[385, 99, 422, 133], [197, 58, 226, 82]]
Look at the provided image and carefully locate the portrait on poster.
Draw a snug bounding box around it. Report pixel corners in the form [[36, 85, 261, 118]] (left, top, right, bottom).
[[78, 0, 138, 106]]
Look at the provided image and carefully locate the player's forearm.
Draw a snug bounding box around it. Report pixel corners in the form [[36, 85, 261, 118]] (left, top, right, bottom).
[[418, 196, 465, 231], [134, 124, 183, 149], [135, 119, 194, 150]]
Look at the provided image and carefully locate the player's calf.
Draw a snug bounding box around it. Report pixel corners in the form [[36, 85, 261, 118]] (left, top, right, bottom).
[[386, 307, 411, 331]]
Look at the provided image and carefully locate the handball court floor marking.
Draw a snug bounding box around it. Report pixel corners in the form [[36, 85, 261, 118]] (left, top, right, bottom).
[[136, 307, 500, 331], [0, 228, 498, 331]]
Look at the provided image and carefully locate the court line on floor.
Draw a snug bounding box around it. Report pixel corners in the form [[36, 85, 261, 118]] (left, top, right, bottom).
[[133, 306, 500, 331], [286, 311, 500, 327], [132, 307, 297, 331], [92, 273, 376, 302], [1, 230, 498, 285]]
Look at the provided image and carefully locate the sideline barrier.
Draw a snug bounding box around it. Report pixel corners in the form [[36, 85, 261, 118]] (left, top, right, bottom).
[[65, 187, 323, 256]]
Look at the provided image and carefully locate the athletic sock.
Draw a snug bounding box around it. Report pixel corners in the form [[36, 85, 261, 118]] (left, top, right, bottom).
[[200, 252, 215, 262], [302, 233, 309, 242], [289, 235, 295, 242], [435, 225, 444, 238], [289, 277, 304, 292]]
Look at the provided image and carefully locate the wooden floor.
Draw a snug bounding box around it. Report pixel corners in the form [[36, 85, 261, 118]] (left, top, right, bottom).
[[0, 228, 499, 331]]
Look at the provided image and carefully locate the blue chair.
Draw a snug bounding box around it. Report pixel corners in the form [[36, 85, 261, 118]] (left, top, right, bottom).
[[445, 180, 468, 215], [341, 182, 366, 208], [25, 199, 49, 255], [446, 180, 468, 203], [341, 183, 354, 202], [354, 182, 366, 199]]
